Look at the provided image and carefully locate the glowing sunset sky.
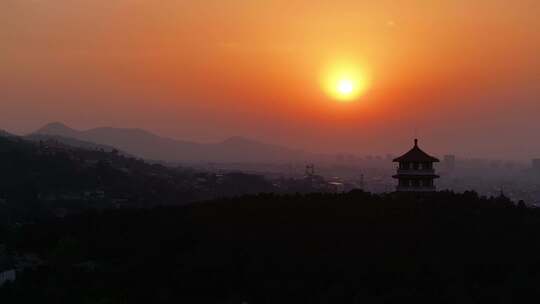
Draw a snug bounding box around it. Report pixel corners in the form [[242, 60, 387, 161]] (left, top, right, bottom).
[[2, 0, 540, 159]]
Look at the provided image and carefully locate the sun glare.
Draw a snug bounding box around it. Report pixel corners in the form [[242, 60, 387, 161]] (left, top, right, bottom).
[[337, 79, 354, 95], [322, 62, 369, 102]]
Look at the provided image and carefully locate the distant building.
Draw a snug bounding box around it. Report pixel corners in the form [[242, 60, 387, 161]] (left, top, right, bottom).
[[533, 159, 540, 172], [328, 182, 345, 193], [443, 155, 456, 172], [392, 139, 440, 192]]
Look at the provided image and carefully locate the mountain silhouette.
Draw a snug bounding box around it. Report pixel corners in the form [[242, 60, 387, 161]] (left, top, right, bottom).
[[0, 130, 15, 138], [33, 122, 312, 163], [25, 133, 123, 154]]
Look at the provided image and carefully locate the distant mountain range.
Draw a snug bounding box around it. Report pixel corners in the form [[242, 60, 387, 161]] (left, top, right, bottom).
[[32, 122, 315, 163], [2, 128, 127, 156]]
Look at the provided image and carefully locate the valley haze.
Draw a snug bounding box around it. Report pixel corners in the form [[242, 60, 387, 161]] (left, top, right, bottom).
[[32, 122, 316, 163]]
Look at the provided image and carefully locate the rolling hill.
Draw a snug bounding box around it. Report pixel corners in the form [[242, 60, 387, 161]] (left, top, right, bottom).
[[33, 122, 313, 163]]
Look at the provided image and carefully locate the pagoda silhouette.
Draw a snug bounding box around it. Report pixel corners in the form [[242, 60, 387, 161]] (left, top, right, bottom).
[[392, 139, 439, 192]]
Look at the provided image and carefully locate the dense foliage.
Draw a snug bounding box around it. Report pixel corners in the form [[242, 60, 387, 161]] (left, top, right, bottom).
[[2, 191, 539, 303]]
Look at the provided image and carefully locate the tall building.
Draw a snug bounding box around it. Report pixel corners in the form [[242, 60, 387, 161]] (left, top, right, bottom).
[[392, 139, 440, 192]]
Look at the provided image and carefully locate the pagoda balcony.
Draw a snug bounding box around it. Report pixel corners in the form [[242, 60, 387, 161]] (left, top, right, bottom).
[[395, 168, 436, 175], [396, 185, 436, 192]]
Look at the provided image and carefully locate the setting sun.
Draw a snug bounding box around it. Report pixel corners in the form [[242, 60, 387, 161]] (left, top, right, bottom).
[[322, 62, 369, 102]]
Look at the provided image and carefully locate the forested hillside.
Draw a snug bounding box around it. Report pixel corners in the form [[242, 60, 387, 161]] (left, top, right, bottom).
[[2, 191, 538, 303], [0, 135, 273, 224]]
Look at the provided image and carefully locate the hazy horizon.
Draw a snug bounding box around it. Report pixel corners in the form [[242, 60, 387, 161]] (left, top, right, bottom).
[[2, 0, 540, 160], [0, 121, 532, 163]]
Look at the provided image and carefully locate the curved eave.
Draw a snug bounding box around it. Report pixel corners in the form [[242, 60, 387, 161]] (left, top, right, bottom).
[[392, 140, 440, 163], [392, 157, 440, 163]]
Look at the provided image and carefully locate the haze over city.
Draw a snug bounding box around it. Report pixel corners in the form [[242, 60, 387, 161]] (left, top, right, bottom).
[[2, 0, 540, 159]]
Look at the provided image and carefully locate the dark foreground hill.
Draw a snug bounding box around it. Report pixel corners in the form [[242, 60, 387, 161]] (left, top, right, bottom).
[[2, 191, 539, 303], [0, 134, 275, 224]]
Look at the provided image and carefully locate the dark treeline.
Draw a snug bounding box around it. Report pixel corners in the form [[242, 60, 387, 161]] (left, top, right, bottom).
[[2, 191, 540, 303]]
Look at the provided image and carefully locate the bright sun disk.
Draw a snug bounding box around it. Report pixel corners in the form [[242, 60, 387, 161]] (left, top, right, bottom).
[[322, 63, 369, 102]]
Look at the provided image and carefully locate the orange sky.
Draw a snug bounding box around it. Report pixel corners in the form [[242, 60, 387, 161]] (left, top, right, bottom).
[[2, 0, 540, 159]]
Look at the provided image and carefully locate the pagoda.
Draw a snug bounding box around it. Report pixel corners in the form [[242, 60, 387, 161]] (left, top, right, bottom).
[[392, 139, 440, 192]]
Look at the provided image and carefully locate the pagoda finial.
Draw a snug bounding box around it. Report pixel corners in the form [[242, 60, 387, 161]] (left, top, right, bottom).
[[414, 138, 418, 147]]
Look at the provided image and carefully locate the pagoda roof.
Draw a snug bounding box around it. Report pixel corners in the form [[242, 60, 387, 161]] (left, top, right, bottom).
[[393, 139, 440, 163]]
